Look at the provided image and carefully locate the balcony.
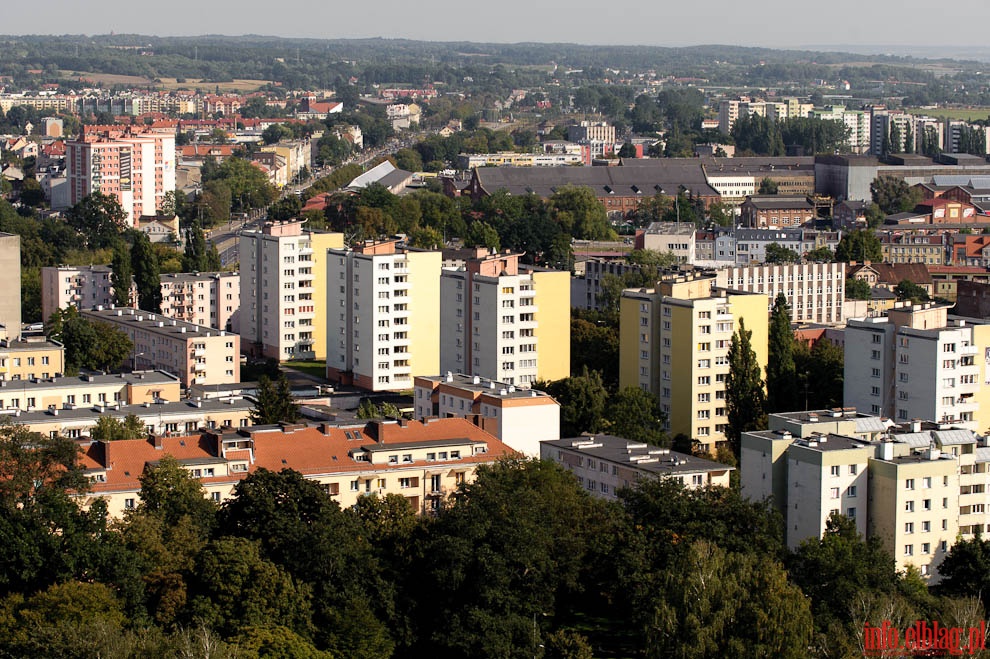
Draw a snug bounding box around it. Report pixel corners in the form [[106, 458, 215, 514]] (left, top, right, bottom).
[[193, 362, 207, 372], [960, 344, 979, 356], [193, 348, 207, 358]]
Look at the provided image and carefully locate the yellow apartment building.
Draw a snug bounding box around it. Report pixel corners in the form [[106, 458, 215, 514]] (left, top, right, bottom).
[[0, 337, 66, 381]]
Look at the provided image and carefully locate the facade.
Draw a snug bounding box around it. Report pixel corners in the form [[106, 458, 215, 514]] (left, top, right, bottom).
[[543, 435, 733, 500], [159, 272, 241, 333], [0, 370, 180, 412], [732, 228, 842, 265], [439, 250, 570, 386], [42, 265, 121, 320], [326, 240, 441, 392], [12, 395, 252, 441], [0, 234, 20, 339], [80, 307, 240, 387], [878, 231, 949, 266], [844, 303, 990, 428], [715, 262, 845, 324], [567, 121, 615, 158], [0, 337, 65, 381], [65, 126, 176, 224], [240, 220, 344, 361], [457, 152, 584, 168], [634, 222, 697, 262], [413, 373, 560, 456], [571, 259, 646, 310], [619, 274, 768, 453], [739, 195, 815, 228], [77, 418, 517, 518], [811, 106, 871, 154]]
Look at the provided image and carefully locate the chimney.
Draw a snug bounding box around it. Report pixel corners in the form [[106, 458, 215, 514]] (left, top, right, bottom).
[[148, 434, 164, 449]]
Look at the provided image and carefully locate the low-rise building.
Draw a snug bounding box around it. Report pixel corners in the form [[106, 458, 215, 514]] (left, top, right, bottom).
[[634, 222, 696, 262], [11, 395, 253, 440], [0, 336, 66, 381], [413, 373, 560, 456], [542, 435, 733, 500], [0, 370, 180, 412], [80, 307, 240, 387], [77, 417, 517, 518], [739, 195, 815, 228]]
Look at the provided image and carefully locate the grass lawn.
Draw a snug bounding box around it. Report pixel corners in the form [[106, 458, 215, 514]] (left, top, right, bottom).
[[282, 360, 328, 381], [904, 107, 990, 122]]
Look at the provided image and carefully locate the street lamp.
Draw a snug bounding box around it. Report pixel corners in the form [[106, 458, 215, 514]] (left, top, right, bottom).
[[133, 352, 146, 373]]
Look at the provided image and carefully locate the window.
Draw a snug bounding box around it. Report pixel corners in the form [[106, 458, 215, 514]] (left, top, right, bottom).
[[905, 522, 914, 534], [830, 487, 840, 499], [350, 480, 359, 492], [847, 486, 857, 497], [904, 545, 913, 557], [830, 465, 840, 477], [922, 521, 931, 532], [847, 507, 857, 519], [923, 499, 931, 511], [906, 478, 915, 490], [849, 464, 858, 475], [124, 498, 135, 509], [905, 501, 915, 512]]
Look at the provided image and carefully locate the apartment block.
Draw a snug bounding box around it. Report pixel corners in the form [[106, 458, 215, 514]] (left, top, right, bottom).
[[326, 240, 441, 391], [65, 126, 176, 224], [542, 435, 734, 500], [77, 418, 516, 518], [160, 272, 241, 333], [571, 259, 646, 310], [240, 220, 344, 361], [715, 262, 846, 324], [413, 372, 560, 456], [42, 265, 124, 321], [81, 307, 239, 387], [0, 233, 20, 338], [13, 395, 253, 441], [440, 249, 569, 386], [619, 274, 768, 453], [811, 106, 871, 154], [0, 336, 65, 381], [0, 370, 180, 412], [844, 303, 990, 428]]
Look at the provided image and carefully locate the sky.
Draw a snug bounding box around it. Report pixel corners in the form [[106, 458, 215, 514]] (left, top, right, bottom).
[[4, 0, 990, 51]]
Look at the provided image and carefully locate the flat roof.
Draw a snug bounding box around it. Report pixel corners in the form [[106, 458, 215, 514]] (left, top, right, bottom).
[[82, 307, 233, 339], [6, 396, 253, 425], [0, 370, 178, 392], [547, 435, 733, 475]]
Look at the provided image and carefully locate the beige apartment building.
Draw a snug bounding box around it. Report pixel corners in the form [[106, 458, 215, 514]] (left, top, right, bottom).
[[439, 249, 570, 387], [0, 370, 179, 413], [542, 435, 734, 500], [413, 372, 560, 456], [81, 307, 239, 387], [326, 240, 441, 392], [240, 220, 344, 361], [77, 418, 517, 518], [715, 261, 846, 324], [12, 395, 253, 441], [0, 233, 20, 338], [619, 274, 768, 453], [0, 336, 66, 381], [41, 265, 122, 321]]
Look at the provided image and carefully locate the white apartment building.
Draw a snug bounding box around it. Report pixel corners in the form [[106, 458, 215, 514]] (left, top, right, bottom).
[[844, 304, 990, 428], [41, 265, 120, 321], [440, 250, 570, 387], [413, 372, 560, 456], [326, 240, 441, 392], [811, 106, 871, 154], [240, 220, 343, 361], [542, 435, 734, 500], [715, 262, 846, 324]]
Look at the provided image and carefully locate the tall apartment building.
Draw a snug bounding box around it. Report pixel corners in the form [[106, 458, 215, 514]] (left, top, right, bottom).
[[439, 249, 569, 386], [741, 410, 972, 580], [65, 126, 176, 224], [240, 220, 344, 361], [811, 106, 871, 154], [42, 266, 117, 321], [0, 233, 21, 338], [81, 307, 240, 387], [619, 274, 768, 453], [869, 107, 914, 156], [326, 240, 441, 391], [714, 262, 846, 324], [566, 121, 615, 158], [414, 372, 561, 456], [844, 303, 990, 429]]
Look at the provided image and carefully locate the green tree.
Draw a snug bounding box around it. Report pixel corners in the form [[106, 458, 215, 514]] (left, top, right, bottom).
[[251, 374, 300, 425], [903, 122, 914, 154], [66, 192, 128, 249], [835, 229, 882, 263], [617, 142, 637, 158], [725, 318, 767, 454], [605, 386, 667, 445], [90, 414, 147, 441], [764, 242, 800, 264], [570, 316, 618, 392], [793, 339, 845, 409], [889, 122, 902, 154], [871, 175, 922, 215], [894, 279, 930, 303], [865, 202, 886, 229], [233, 626, 333, 659], [131, 232, 162, 313], [109, 239, 133, 307], [182, 222, 212, 272], [137, 455, 218, 532], [262, 123, 294, 145], [805, 246, 834, 262], [543, 367, 608, 437], [938, 532, 990, 610], [766, 294, 797, 413], [758, 177, 779, 194], [845, 276, 872, 300], [47, 307, 133, 373], [465, 221, 500, 251], [549, 186, 615, 241], [543, 629, 594, 659]]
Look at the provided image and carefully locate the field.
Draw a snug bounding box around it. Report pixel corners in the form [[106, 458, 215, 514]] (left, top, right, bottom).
[[63, 71, 271, 93], [904, 107, 990, 122]]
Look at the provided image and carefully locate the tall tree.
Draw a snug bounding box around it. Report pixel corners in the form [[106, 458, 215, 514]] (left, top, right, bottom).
[[110, 239, 132, 307], [66, 192, 128, 249], [725, 318, 767, 454], [902, 122, 914, 154], [605, 386, 667, 445], [181, 222, 210, 272], [766, 294, 797, 413], [758, 177, 779, 195], [542, 367, 608, 437], [250, 374, 300, 425], [131, 233, 162, 313], [835, 229, 883, 263]]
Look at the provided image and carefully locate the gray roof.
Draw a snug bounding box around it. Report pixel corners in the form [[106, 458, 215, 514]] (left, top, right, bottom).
[[6, 396, 254, 426], [975, 447, 990, 463], [474, 163, 720, 199], [933, 429, 977, 446], [547, 435, 734, 475], [894, 432, 933, 449], [855, 416, 891, 433], [742, 196, 814, 210], [0, 370, 178, 393]]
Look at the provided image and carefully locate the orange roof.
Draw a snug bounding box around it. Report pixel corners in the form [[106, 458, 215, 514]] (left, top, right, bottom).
[[78, 418, 516, 494]]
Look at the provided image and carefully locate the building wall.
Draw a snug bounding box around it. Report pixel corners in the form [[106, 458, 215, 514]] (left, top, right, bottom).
[[715, 262, 845, 324], [0, 342, 65, 381], [532, 269, 570, 382], [0, 234, 20, 337]]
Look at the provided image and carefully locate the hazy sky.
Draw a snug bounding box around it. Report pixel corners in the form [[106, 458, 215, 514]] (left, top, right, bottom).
[[5, 0, 990, 49]]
